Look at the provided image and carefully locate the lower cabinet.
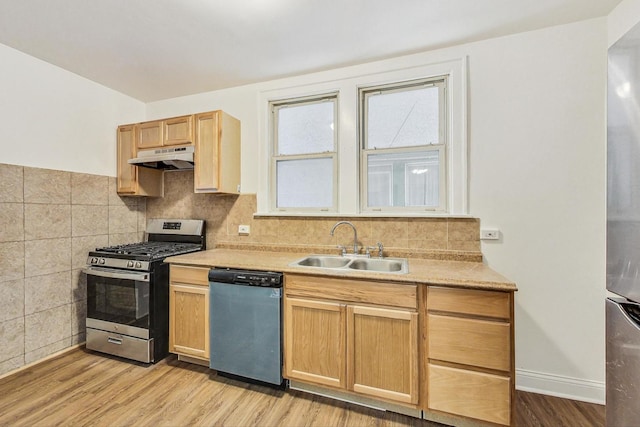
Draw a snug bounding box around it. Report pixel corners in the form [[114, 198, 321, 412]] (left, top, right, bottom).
[[166, 267, 516, 425], [348, 305, 418, 404], [169, 265, 210, 363], [424, 286, 514, 426], [283, 274, 419, 406], [284, 298, 346, 389]]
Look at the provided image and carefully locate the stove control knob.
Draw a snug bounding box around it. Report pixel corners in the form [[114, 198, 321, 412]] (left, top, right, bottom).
[[127, 261, 134, 268], [135, 262, 142, 269], [90, 257, 98, 264], [98, 258, 105, 265]]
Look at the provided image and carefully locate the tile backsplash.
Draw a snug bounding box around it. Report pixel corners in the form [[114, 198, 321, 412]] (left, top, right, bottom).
[[0, 163, 146, 377], [0, 164, 481, 377], [147, 171, 481, 259]]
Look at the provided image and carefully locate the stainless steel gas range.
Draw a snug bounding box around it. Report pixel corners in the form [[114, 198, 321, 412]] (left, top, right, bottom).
[[84, 219, 205, 363]]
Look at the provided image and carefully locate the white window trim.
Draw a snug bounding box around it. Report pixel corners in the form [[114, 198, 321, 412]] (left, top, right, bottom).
[[256, 56, 468, 217]]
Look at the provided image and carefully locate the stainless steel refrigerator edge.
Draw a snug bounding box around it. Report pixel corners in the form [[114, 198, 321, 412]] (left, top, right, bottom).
[[607, 21, 640, 427]]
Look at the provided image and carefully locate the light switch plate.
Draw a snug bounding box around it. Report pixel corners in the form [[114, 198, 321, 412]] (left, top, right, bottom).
[[238, 225, 250, 235]]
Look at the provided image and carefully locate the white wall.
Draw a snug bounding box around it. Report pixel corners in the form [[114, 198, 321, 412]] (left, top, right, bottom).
[[148, 18, 609, 402], [0, 43, 145, 176], [469, 20, 607, 402]]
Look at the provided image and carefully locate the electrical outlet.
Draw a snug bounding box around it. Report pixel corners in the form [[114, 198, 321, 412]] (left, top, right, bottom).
[[238, 225, 250, 235], [480, 229, 500, 240]]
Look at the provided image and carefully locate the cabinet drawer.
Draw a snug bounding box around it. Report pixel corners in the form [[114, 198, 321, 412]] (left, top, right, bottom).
[[428, 364, 510, 425], [170, 265, 209, 286], [285, 274, 417, 309], [427, 287, 510, 319], [428, 314, 510, 371]]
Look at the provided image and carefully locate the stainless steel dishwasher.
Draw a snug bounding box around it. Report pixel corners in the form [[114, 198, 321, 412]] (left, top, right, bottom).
[[208, 268, 284, 386]]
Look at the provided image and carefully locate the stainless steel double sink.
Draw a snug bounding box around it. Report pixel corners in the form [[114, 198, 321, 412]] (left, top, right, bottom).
[[291, 255, 408, 274]]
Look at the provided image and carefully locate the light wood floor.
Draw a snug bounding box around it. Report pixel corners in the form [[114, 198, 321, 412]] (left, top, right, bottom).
[[0, 348, 604, 427]]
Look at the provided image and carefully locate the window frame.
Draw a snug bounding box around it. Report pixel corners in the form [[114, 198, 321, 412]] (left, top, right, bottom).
[[359, 77, 448, 213], [269, 92, 339, 213], [256, 56, 468, 217]]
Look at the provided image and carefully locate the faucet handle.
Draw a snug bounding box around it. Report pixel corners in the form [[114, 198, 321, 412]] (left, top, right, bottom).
[[336, 245, 347, 257], [376, 242, 384, 258]]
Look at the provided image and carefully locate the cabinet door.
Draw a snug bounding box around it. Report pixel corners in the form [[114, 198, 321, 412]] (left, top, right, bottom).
[[138, 120, 163, 149], [169, 283, 209, 360], [284, 297, 345, 389], [164, 115, 193, 146], [116, 125, 137, 194], [194, 111, 220, 192], [347, 305, 418, 404]]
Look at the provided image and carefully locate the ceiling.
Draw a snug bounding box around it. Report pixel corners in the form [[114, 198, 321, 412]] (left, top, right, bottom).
[[0, 0, 623, 102]]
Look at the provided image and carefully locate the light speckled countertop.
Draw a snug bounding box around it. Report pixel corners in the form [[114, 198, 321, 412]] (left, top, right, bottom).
[[166, 248, 517, 292]]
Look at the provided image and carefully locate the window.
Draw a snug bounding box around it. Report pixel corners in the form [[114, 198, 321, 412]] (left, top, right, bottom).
[[360, 78, 447, 212], [259, 57, 466, 216], [270, 94, 338, 211]]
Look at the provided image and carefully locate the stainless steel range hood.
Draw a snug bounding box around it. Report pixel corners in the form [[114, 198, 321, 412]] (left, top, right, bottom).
[[128, 146, 195, 170]]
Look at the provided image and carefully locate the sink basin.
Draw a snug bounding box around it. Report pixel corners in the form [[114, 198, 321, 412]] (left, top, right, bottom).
[[348, 258, 408, 273], [291, 255, 408, 274], [295, 255, 351, 268]]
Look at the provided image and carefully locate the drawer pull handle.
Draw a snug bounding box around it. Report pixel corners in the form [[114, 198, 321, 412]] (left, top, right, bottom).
[[108, 337, 123, 345]]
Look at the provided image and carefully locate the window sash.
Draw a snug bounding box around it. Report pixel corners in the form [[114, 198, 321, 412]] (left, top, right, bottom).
[[270, 94, 338, 212], [272, 95, 337, 156], [359, 77, 447, 212], [362, 79, 446, 149], [360, 145, 446, 212]]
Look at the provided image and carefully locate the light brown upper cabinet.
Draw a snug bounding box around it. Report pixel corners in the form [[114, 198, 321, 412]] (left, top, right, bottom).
[[116, 124, 137, 194], [116, 124, 164, 197], [164, 115, 194, 146], [117, 110, 241, 197], [194, 111, 241, 194], [137, 115, 194, 149], [137, 120, 164, 149]]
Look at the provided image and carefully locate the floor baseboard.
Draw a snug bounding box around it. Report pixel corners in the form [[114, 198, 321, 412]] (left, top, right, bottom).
[[0, 343, 85, 381], [516, 369, 605, 404]]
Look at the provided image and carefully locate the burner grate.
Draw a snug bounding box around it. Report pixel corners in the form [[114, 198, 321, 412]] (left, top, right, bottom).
[[95, 242, 202, 260]]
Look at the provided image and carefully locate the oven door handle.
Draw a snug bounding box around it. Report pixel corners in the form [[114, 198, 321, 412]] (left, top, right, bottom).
[[84, 267, 150, 282]]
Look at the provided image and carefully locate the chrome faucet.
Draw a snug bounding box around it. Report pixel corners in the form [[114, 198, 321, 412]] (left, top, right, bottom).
[[330, 221, 358, 255]]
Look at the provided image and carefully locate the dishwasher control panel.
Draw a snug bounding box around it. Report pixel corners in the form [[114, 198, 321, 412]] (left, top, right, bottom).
[[209, 268, 283, 287]]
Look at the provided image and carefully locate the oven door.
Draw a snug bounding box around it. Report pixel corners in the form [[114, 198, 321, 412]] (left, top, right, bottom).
[[85, 267, 151, 331]]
